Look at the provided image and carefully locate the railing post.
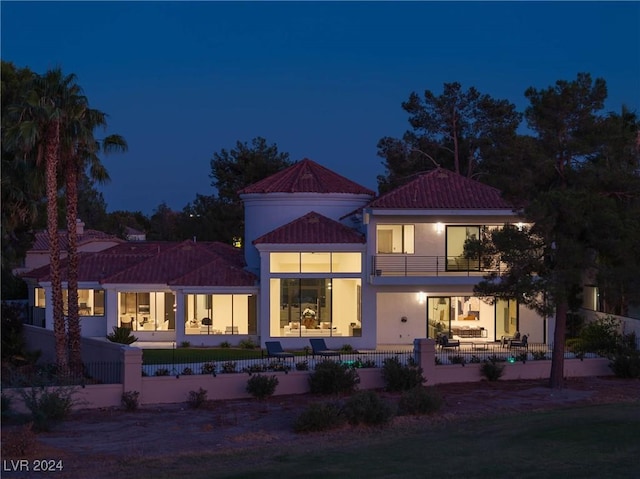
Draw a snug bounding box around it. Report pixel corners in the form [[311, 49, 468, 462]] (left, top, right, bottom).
[[414, 338, 436, 383]]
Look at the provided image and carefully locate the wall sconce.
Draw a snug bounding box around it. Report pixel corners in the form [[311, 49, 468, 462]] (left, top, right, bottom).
[[401, 316, 408, 323], [516, 222, 524, 231], [435, 222, 444, 234], [416, 292, 426, 304]]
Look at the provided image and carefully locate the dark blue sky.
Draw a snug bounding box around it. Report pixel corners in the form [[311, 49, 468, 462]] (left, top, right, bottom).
[[2, 1, 639, 215]]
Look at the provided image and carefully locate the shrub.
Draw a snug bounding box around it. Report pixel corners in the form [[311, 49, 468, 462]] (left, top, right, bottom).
[[155, 368, 170, 376], [221, 361, 237, 374], [244, 363, 268, 374], [340, 344, 354, 352], [295, 360, 309, 371], [1, 423, 37, 457], [480, 359, 505, 381], [201, 362, 216, 375], [246, 374, 279, 400], [610, 350, 640, 378], [309, 360, 359, 395], [121, 390, 140, 411], [469, 355, 482, 364], [293, 401, 345, 433], [21, 387, 75, 431], [450, 355, 466, 365], [180, 341, 191, 348], [531, 350, 547, 360], [181, 367, 193, 375], [382, 356, 425, 392], [238, 338, 257, 349], [268, 361, 291, 372], [354, 358, 377, 368], [398, 386, 443, 416], [220, 341, 231, 348], [106, 326, 138, 345], [343, 390, 395, 426], [577, 315, 622, 357], [187, 388, 208, 408]]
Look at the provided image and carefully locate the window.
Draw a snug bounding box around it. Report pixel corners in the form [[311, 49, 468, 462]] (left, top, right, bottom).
[[270, 278, 361, 337], [376, 225, 414, 254], [184, 294, 257, 335], [270, 252, 361, 273], [118, 292, 176, 331], [446, 226, 480, 271], [40, 289, 105, 316]]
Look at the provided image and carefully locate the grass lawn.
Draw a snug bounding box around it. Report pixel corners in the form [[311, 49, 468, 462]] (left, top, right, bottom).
[[142, 347, 307, 364], [123, 402, 640, 478]]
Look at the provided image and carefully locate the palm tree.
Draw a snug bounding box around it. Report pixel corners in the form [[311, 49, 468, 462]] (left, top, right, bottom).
[[7, 68, 86, 371], [61, 103, 127, 370]]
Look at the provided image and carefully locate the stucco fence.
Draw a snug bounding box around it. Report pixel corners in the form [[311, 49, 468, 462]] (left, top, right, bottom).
[[4, 330, 614, 412]]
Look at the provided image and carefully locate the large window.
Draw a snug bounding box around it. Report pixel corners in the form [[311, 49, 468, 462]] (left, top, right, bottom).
[[270, 278, 361, 337], [376, 225, 414, 254], [270, 252, 361, 273], [35, 288, 105, 316], [446, 226, 480, 271], [184, 294, 257, 335], [118, 292, 175, 331]]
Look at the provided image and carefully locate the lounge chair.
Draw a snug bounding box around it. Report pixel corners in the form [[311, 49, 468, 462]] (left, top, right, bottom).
[[265, 341, 294, 359], [437, 333, 460, 350], [509, 334, 528, 350], [309, 338, 341, 358]]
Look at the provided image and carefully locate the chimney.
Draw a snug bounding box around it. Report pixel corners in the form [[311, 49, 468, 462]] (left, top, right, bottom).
[[76, 219, 85, 235]]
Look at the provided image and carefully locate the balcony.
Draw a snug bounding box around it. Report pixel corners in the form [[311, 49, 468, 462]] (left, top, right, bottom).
[[372, 255, 502, 278]]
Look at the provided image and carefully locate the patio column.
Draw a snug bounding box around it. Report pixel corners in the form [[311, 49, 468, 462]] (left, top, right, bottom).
[[414, 338, 436, 382]]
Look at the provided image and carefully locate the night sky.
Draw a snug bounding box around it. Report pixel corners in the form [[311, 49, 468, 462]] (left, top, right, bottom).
[[2, 1, 638, 214]]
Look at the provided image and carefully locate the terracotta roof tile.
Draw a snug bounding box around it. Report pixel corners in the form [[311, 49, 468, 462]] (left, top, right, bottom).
[[238, 158, 375, 196], [31, 229, 123, 251], [24, 241, 257, 287], [367, 168, 514, 210], [253, 211, 365, 245]]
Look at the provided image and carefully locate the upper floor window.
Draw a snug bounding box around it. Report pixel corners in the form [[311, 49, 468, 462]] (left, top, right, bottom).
[[376, 224, 414, 254], [270, 252, 361, 273], [446, 226, 480, 271]]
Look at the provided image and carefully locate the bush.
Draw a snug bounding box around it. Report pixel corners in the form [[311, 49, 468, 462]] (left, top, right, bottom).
[[121, 390, 140, 411], [295, 360, 309, 371], [480, 359, 505, 381], [180, 341, 191, 348], [244, 363, 268, 374], [246, 374, 279, 400], [309, 360, 359, 395], [220, 341, 231, 348], [106, 326, 138, 345], [21, 387, 75, 431], [181, 367, 193, 375], [187, 388, 208, 408], [531, 350, 548, 360], [293, 401, 345, 433], [221, 362, 237, 374], [155, 368, 170, 376], [201, 362, 216, 375], [398, 386, 443, 416], [343, 390, 395, 426], [382, 356, 425, 392], [1, 423, 37, 457], [610, 350, 640, 378], [238, 338, 257, 349], [340, 344, 354, 352], [576, 315, 622, 357]]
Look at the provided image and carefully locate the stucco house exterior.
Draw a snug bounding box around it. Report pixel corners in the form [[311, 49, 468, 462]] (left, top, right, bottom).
[[23, 159, 551, 348]]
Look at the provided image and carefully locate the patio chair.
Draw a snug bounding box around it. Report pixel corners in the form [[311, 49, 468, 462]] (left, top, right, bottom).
[[309, 338, 341, 358], [437, 333, 460, 350], [509, 334, 528, 350], [265, 341, 294, 360]]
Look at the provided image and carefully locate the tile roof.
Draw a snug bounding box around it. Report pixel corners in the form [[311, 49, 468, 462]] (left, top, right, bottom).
[[24, 241, 257, 287], [366, 168, 514, 210], [30, 229, 123, 251], [253, 211, 366, 245], [238, 158, 375, 196]]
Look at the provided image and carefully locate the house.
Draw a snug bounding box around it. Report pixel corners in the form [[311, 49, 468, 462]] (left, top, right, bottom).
[[23, 159, 551, 348]]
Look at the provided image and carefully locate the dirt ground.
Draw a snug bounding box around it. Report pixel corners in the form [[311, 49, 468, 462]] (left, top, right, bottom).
[[2, 376, 639, 478]]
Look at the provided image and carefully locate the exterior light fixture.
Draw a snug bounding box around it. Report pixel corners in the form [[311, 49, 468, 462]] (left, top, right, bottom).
[[435, 222, 444, 234]]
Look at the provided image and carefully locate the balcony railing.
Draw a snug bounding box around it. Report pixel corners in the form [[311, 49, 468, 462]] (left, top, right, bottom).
[[372, 255, 502, 277]]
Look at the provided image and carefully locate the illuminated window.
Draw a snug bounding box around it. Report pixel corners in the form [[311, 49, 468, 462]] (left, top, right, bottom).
[[376, 225, 414, 254]]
